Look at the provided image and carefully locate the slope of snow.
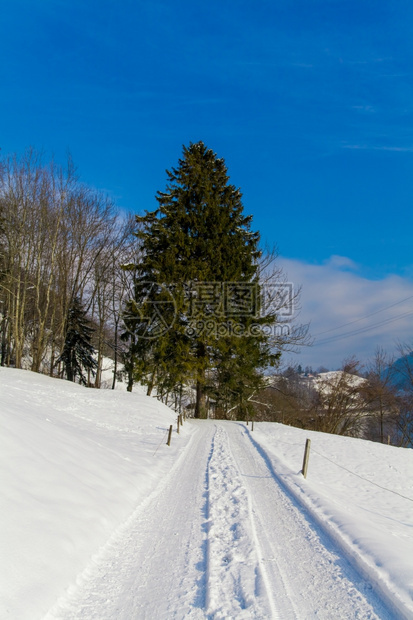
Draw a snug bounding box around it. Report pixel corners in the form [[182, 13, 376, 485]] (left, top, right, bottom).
[[44, 422, 395, 620], [314, 369, 366, 389], [250, 423, 413, 618], [1, 368, 412, 619], [0, 368, 189, 620]]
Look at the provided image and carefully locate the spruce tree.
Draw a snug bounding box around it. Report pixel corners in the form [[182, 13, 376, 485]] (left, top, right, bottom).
[[57, 296, 97, 385], [126, 141, 278, 416]]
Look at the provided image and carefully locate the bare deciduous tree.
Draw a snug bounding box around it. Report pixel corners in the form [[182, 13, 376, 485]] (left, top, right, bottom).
[[0, 148, 135, 383], [362, 347, 398, 443]]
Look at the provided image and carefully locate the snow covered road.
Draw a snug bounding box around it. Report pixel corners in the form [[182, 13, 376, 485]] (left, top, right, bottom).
[[45, 421, 396, 620]]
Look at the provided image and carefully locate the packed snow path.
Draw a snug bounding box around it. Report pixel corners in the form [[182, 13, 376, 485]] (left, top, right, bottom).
[[46, 421, 395, 619]]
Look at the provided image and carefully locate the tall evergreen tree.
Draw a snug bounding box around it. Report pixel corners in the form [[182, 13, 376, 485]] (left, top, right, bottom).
[[57, 296, 97, 385], [125, 141, 278, 416]]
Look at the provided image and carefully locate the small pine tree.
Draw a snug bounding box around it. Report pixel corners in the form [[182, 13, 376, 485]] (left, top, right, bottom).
[[57, 297, 97, 385]]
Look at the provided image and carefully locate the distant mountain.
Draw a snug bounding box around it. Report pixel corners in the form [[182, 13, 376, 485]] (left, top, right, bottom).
[[387, 352, 413, 392]]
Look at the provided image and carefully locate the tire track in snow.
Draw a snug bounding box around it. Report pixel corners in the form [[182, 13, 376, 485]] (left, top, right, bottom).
[[204, 424, 278, 619], [42, 419, 394, 619], [242, 425, 410, 620], [226, 421, 395, 620]]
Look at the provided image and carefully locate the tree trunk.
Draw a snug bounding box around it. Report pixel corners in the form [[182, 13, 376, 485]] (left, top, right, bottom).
[[95, 348, 102, 388], [195, 377, 207, 418], [146, 367, 157, 396], [1, 314, 9, 367], [112, 355, 117, 390], [127, 367, 133, 392], [49, 344, 55, 377], [195, 341, 207, 418]]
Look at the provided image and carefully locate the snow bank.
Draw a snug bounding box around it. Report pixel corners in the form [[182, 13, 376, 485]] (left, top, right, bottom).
[[1, 368, 413, 619], [0, 368, 189, 620], [252, 422, 413, 618]]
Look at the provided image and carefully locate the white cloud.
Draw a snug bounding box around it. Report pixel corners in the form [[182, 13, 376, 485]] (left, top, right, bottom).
[[325, 255, 359, 270], [342, 144, 413, 152], [277, 256, 413, 370]]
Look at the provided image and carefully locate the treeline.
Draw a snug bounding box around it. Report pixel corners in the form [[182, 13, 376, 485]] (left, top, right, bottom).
[[0, 142, 307, 413], [253, 348, 413, 447], [0, 149, 137, 385], [1, 146, 410, 444]]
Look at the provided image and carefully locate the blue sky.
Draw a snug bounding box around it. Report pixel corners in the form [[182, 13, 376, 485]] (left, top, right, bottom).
[[1, 0, 412, 368]]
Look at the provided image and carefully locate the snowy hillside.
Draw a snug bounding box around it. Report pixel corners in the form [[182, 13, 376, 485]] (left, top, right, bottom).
[[1, 368, 413, 619], [0, 368, 183, 619], [314, 369, 366, 388]]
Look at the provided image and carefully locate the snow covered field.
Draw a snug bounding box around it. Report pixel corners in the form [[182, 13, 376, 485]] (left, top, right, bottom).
[[1, 368, 412, 619]]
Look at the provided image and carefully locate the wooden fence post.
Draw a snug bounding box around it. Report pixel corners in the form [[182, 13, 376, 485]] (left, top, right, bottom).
[[166, 425, 173, 446], [177, 415, 180, 434], [302, 438, 311, 478]]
